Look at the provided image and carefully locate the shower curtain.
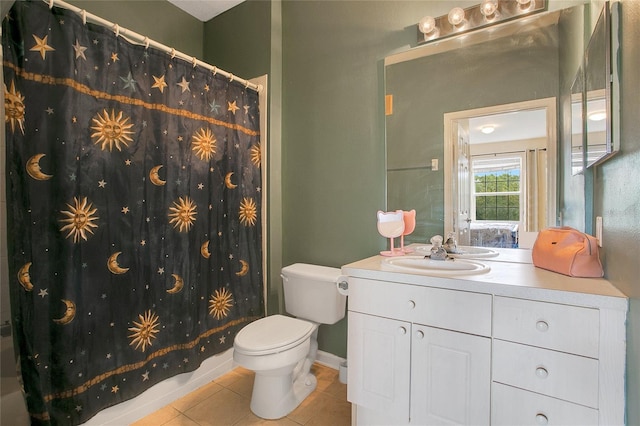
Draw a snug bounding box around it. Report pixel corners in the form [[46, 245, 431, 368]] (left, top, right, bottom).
[[3, 1, 263, 423]]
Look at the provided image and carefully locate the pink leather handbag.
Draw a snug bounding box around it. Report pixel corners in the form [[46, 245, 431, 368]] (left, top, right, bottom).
[[532, 227, 604, 277]]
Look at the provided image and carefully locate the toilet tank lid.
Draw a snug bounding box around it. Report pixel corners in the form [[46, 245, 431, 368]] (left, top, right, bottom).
[[281, 263, 342, 281]]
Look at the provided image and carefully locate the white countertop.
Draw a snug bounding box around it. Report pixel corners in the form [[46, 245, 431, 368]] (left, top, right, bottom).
[[342, 248, 628, 311]]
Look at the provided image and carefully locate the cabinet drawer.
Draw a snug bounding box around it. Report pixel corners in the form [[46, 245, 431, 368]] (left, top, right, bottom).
[[493, 296, 599, 357], [348, 278, 491, 336], [492, 383, 599, 426], [416, 286, 491, 337], [492, 340, 599, 408], [348, 277, 423, 322]]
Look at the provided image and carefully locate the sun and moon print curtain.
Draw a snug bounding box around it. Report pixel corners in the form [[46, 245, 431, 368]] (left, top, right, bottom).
[[3, 1, 263, 423]]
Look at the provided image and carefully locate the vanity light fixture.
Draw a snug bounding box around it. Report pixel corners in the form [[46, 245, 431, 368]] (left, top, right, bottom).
[[417, 0, 546, 45]]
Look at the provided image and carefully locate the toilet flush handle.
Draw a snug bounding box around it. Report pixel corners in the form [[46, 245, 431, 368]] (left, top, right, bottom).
[[336, 276, 349, 296]]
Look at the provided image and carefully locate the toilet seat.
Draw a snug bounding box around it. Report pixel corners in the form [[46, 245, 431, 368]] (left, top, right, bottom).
[[234, 314, 315, 356]]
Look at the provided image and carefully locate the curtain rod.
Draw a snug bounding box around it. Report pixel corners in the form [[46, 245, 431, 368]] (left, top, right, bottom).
[[43, 0, 262, 92]]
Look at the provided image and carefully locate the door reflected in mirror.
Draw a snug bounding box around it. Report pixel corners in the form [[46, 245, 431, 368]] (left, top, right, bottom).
[[444, 99, 555, 249], [571, 66, 584, 176]]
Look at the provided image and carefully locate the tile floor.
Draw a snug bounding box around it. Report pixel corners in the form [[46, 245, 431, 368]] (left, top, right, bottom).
[[131, 363, 351, 426]]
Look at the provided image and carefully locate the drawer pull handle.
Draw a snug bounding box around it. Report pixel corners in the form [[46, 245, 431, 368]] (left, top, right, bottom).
[[536, 320, 549, 332], [415, 330, 424, 339], [535, 367, 549, 379], [408, 300, 416, 309], [535, 413, 549, 425], [399, 327, 407, 335]]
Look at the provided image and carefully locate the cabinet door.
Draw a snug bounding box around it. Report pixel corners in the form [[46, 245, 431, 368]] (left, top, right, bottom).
[[411, 325, 491, 425], [347, 311, 411, 422]]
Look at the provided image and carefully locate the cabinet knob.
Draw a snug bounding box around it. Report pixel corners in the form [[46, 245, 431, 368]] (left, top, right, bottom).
[[408, 300, 416, 309], [535, 367, 549, 379], [535, 413, 549, 425], [398, 327, 407, 335], [415, 330, 424, 339], [536, 320, 549, 332]]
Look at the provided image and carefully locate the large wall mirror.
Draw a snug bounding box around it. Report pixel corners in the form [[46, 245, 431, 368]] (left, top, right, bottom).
[[584, 1, 621, 168], [385, 3, 594, 249]]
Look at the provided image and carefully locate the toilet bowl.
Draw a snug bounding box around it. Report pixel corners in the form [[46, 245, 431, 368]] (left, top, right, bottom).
[[234, 314, 318, 419], [233, 263, 346, 419]]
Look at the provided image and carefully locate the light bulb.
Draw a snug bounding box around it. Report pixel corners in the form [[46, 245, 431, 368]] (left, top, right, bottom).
[[516, 0, 533, 9], [480, 0, 499, 18], [418, 16, 436, 34], [448, 7, 465, 27], [480, 125, 495, 134], [588, 111, 606, 121]]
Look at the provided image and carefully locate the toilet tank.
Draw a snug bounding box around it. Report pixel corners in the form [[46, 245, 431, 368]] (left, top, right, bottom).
[[281, 263, 346, 324]]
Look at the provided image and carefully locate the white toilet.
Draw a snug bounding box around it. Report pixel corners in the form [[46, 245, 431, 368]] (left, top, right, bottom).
[[233, 263, 347, 419]]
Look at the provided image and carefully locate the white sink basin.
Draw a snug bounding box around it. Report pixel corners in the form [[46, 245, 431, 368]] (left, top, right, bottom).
[[414, 245, 499, 259], [381, 256, 490, 276]]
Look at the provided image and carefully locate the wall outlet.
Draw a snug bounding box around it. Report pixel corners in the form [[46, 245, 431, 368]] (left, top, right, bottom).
[[431, 158, 438, 171], [596, 216, 603, 247]]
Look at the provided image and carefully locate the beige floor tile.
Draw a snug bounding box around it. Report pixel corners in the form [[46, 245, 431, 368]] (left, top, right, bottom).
[[311, 364, 336, 393], [161, 413, 202, 426], [234, 411, 302, 426], [321, 377, 347, 401], [213, 369, 245, 388], [184, 388, 251, 425], [225, 372, 255, 399], [289, 391, 351, 426], [171, 381, 225, 413], [130, 405, 182, 426]]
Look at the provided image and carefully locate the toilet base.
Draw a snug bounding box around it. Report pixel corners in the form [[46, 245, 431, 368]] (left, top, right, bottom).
[[250, 366, 318, 419]]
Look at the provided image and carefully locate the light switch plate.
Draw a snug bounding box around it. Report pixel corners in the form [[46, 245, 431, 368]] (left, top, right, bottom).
[[596, 216, 603, 247], [431, 158, 438, 171]]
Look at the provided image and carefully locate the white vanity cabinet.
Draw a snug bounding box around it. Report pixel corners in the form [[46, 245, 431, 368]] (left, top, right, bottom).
[[343, 252, 628, 426], [347, 277, 492, 425]]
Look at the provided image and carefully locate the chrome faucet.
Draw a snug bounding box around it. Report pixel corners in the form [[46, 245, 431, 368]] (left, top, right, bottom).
[[443, 232, 458, 253]]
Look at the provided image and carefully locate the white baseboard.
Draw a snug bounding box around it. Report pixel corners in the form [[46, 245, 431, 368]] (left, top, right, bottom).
[[315, 350, 346, 371]]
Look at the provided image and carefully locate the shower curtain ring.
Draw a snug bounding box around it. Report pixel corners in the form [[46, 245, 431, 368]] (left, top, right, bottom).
[[170, 48, 176, 59], [113, 23, 120, 37], [143, 37, 150, 49], [229, 74, 234, 82], [49, 0, 54, 9], [212, 66, 218, 75], [80, 9, 87, 25], [192, 57, 198, 68]]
